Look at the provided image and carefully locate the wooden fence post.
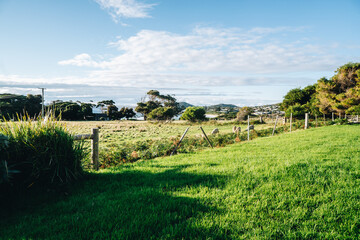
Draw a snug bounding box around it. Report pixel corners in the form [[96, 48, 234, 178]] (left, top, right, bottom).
[[74, 128, 100, 171], [332, 112, 334, 121], [290, 113, 292, 132], [92, 128, 99, 171], [315, 114, 318, 128], [272, 115, 279, 136], [323, 113, 326, 125], [247, 115, 250, 141], [171, 127, 190, 156], [199, 127, 213, 148], [305, 113, 309, 129]]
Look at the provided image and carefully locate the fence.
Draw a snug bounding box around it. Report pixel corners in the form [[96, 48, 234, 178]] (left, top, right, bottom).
[[73, 128, 99, 170], [264, 113, 359, 135], [71, 114, 359, 169]]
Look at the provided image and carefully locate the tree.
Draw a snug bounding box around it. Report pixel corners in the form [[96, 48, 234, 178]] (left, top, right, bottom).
[[316, 63, 360, 115], [80, 103, 95, 119], [280, 84, 316, 111], [135, 101, 161, 120], [148, 107, 175, 120], [48, 101, 94, 120], [236, 107, 253, 121], [135, 90, 181, 120], [24, 94, 42, 117], [0, 94, 42, 119], [180, 107, 206, 122], [280, 84, 319, 118], [285, 103, 305, 118], [107, 105, 119, 120], [119, 107, 136, 120], [97, 100, 115, 114]]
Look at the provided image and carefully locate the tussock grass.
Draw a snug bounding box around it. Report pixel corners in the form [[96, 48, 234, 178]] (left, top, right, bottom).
[[0, 116, 86, 189], [1, 125, 359, 239]]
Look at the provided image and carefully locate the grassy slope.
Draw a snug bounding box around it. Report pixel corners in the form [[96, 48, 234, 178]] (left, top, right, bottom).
[[1, 125, 360, 239]]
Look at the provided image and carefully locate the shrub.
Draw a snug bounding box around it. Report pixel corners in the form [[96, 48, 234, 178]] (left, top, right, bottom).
[[148, 107, 175, 120], [180, 107, 206, 122], [0, 117, 85, 189]]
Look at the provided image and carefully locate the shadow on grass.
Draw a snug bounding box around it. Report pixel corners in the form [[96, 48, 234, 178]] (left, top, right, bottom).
[[1, 164, 229, 239]]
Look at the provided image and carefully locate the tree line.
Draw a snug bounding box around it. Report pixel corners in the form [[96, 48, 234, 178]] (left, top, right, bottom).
[[0, 94, 42, 119], [0, 95, 137, 121], [280, 62, 360, 118]]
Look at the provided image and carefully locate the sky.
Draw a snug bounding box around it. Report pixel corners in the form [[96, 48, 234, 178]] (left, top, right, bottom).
[[1, 0, 360, 107]]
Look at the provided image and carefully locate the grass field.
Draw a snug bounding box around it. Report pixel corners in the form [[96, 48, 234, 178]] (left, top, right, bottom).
[[64, 119, 279, 167], [1, 124, 359, 239], [64, 119, 274, 144]]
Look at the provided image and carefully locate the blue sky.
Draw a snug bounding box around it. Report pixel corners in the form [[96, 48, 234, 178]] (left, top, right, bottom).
[[1, 0, 360, 107]]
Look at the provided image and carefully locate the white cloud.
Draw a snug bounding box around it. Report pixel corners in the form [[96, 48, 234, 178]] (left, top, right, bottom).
[[94, 0, 155, 22], [59, 26, 340, 88], [6, 26, 351, 106], [58, 53, 101, 67]]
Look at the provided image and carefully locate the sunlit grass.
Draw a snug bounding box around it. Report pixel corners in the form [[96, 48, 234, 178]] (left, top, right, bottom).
[[1, 124, 359, 239]]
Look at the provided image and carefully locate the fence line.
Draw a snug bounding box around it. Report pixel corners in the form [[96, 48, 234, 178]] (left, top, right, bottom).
[[70, 114, 359, 169], [74, 128, 99, 170]]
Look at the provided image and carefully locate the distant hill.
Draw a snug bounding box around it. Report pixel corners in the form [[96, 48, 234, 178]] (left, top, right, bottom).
[[208, 103, 238, 108], [178, 102, 193, 109]]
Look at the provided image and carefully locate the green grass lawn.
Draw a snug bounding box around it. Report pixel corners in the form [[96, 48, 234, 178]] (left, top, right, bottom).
[[1, 125, 360, 239]]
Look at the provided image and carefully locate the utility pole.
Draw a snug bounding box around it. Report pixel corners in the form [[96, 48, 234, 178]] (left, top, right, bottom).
[[38, 88, 46, 118]]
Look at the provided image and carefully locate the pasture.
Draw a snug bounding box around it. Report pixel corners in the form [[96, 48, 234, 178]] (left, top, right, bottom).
[[63, 119, 283, 168], [2, 124, 359, 239], [64, 119, 274, 144]]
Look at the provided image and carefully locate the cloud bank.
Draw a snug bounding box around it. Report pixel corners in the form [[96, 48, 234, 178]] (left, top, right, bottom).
[[59, 26, 339, 87], [2, 26, 350, 106]]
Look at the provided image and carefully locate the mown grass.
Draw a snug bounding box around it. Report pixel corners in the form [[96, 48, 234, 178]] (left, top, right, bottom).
[[1, 125, 360, 239]]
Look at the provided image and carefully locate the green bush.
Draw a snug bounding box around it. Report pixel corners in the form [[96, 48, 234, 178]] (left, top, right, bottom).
[[148, 107, 175, 120], [0, 117, 85, 189], [180, 107, 206, 122]]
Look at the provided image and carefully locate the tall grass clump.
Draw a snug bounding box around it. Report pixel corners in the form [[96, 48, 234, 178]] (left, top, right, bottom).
[[0, 116, 85, 190]]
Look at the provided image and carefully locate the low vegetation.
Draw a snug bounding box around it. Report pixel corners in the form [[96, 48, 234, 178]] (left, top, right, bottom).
[[0, 117, 85, 191], [1, 125, 359, 239]]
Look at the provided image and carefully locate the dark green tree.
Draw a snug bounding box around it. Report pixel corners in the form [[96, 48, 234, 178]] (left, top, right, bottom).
[[107, 105, 119, 120], [0, 94, 42, 119], [48, 101, 94, 120], [80, 103, 95, 119], [136, 90, 180, 120], [120, 107, 136, 120]]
